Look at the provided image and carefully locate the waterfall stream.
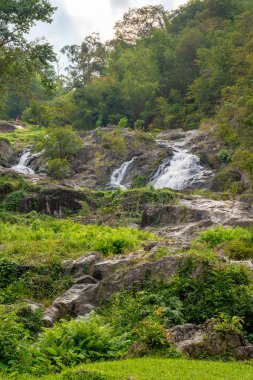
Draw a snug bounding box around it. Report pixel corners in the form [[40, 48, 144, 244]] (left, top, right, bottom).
[[152, 136, 211, 190], [109, 157, 137, 189], [11, 151, 35, 175]]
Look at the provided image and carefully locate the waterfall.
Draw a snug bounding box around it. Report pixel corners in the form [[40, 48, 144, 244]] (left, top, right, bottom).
[[109, 157, 137, 189], [11, 151, 35, 175], [152, 138, 211, 190]]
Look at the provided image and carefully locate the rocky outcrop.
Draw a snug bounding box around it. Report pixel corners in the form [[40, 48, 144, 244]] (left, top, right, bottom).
[[0, 139, 15, 166], [18, 186, 85, 215], [170, 321, 253, 361], [43, 253, 187, 327]]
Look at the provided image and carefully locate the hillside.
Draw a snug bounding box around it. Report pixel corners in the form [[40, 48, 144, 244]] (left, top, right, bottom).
[[0, 0, 253, 379]]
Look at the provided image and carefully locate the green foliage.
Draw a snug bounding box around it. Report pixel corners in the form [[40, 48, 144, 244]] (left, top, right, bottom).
[[47, 158, 70, 179], [30, 315, 121, 374], [2, 189, 27, 211], [0, 306, 28, 368], [197, 225, 252, 248], [196, 225, 253, 261], [218, 150, 233, 163], [0, 218, 154, 264], [61, 369, 110, 380], [212, 313, 244, 336], [0, 258, 18, 288], [40, 126, 82, 160], [134, 119, 145, 129], [117, 117, 128, 128]]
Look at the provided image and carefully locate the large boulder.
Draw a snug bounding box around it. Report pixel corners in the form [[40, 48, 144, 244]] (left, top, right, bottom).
[[170, 321, 253, 361], [0, 139, 15, 166], [18, 186, 85, 215], [43, 254, 187, 326]]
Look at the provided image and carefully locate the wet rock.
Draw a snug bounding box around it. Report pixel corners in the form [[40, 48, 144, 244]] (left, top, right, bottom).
[[170, 321, 253, 361]]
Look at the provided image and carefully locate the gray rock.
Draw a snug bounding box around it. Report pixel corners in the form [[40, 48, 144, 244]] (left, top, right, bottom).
[[0, 139, 15, 166], [43, 283, 99, 327], [170, 321, 253, 361]]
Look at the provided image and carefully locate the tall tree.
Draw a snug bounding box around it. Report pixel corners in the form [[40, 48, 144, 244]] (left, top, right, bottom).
[[113, 5, 166, 44], [62, 33, 106, 88], [0, 0, 56, 94]]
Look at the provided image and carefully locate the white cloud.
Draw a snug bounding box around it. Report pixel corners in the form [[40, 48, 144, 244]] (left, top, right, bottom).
[[29, 0, 187, 52]]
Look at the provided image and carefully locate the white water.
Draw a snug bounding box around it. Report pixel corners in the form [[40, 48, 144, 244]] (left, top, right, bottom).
[[109, 157, 137, 189], [11, 151, 35, 175], [153, 149, 206, 190], [152, 132, 212, 190]]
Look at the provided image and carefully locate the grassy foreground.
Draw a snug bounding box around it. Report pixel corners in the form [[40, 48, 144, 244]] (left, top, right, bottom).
[[16, 358, 253, 380]]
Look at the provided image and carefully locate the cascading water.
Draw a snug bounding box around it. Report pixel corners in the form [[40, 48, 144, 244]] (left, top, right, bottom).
[[152, 139, 211, 190], [109, 156, 137, 189], [11, 151, 35, 175]]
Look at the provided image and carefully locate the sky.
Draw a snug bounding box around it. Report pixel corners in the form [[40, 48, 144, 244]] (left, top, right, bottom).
[[29, 0, 187, 56]]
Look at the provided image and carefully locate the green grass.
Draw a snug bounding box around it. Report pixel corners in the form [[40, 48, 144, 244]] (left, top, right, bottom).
[[196, 225, 253, 260], [0, 125, 45, 150], [14, 358, 253, 380], [0, 218, 155, 264]]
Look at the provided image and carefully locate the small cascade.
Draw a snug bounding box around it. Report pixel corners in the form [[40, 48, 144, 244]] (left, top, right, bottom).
[[109, 157, 137, 189], [11, 151, 35, 175], [152, 137, 211, 190]]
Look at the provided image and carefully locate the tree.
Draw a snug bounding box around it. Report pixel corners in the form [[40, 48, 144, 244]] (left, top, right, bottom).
[[114, 5, 167, 44], [62, 33, 106, 87], [41, 126, 82, 160], [0, 0, 56, 94]]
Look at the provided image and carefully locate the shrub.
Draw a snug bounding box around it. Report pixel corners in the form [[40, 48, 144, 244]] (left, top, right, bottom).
[[2, 189, 27, 211], [134, 119, 145, 129], [0, 306, 28, 367], [47, 158, 71, 179], [218, 149, 233, 163], [118, 117, 128, 128], [197, 225, 252, 248], [31, 315, 121, 373], [40, 126, 82, 160]]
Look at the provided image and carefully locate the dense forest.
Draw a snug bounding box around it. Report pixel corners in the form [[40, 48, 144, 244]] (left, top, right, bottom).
[[1, 1, 253, 379]]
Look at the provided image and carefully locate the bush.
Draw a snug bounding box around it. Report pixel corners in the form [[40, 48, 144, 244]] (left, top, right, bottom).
[[0, 306, 28, 367], [197, 225, 252, 248], [40, 126, 82, 160], [31, 315, 121, 373], [117, 117, 128, 128], [2, 189, 27, 211], [218, 149, 233, 163], [47, 158, 71, 179]]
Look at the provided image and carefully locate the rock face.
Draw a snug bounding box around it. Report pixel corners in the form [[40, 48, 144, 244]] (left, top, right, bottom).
[[18, 186, 85, 215], [170, 322, 253, 361], [0, 139, 15, 166], [43, 253, 186, 327]]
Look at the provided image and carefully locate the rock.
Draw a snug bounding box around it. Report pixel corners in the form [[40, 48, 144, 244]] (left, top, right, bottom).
[[43, 254, 187, 326], [43, 283, 99, 327], [63, 252, 102, 276], [98, 255, 186, 301], [141, 205, 210, 227], [73, 275, 98, 285], [0, 139, 15, 166], [170, 321, 253, 361], [22, 299, 44, 312], [93, 258, 133, 280], [18, 186, 86, 215]]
